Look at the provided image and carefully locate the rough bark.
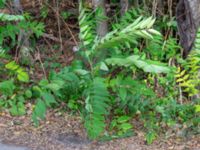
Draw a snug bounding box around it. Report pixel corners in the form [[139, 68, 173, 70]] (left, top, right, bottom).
[[133, 0, 139, 8], [13, 0, 33, 64], [120, 0, 129, 16], [157, 0, 164, 14], [176, 0, 200, 57], [92, 0, 108, 38], [13, 0, 22, 12]]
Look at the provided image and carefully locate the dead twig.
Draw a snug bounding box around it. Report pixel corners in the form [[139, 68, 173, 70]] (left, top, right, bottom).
[[44, 2, 79, 46]]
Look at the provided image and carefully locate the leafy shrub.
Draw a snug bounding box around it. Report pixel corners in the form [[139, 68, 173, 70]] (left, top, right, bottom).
[[176, 32, 200, 97], [0, 61, 29, 116], [0, 12, 44, 52], [0, 11, 43, 116], [30, 2, 172, 140]]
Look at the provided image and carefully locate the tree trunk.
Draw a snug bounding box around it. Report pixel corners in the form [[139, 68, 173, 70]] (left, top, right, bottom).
[[176, 0, 200, 57], [92, 0, 108, 38], [120, 0, 129, 16], [157, 0, 164, 15], [133, 0, 139, 8], [176, 0, 200, 98], [13, 0, 33, 64]]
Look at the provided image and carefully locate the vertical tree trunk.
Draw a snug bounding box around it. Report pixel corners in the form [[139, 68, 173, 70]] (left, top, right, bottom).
[[13, 0, 22, 12], [133, 0, 139, 8], [168, 0, 173, 19], [176, 0, 194, 57], [151, 0, 164, 17], [120, 0, 129, 16], [176, 0, 200, 57], [157, 0, 164, 16], [13, 0, 32, 64], [92, 0, 108, 38], [176, 0, 200, 99], [152, 0, 157, 17]]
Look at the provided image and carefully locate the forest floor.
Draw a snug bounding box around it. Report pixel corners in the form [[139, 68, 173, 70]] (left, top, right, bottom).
[[0, 110, 199, 150]]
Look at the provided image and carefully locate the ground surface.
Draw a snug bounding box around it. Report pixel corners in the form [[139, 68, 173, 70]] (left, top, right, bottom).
[[0, 142, 28, 150], [0, 110, 199, 150]]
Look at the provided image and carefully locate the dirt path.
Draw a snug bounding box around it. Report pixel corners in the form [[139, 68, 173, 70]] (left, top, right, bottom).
[[0, 142, 28, 150], [0, 111, 199, 150]]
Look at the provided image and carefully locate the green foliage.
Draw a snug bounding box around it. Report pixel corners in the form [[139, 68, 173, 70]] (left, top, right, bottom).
[[106, 55, 171, 73], [77, 2, 167, 140], [195, 105, 200, 113], [110, 115, 133, 137], [176, 29, 200, 97], [92, 16, 161, 52], [0, 61, 30, 115], [112, 8, 145, 30], [61, 2, 199, 141], [9, 95, 26, 116], [31, 79, 58, 126], [0, 1, 199, 145], [49, 67, 81, 97], [31, 66, 85, 125], [145, 131, 157, 145], [0, 12, 44, 52], [0, 79, 27, 116], [0, 0, 6, 8], [145, 35, 180, 61], [78, 3, 96, 49], [0, 13, 24, 21], [0, 80, 15, 96], [110, 76, 155, 113], [0, 11, 44, 117], [5, 61, 29, 82], [84, 78, 110, 139]]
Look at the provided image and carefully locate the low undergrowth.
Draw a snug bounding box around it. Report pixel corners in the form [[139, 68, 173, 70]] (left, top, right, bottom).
[[0, 1, 199, 144]]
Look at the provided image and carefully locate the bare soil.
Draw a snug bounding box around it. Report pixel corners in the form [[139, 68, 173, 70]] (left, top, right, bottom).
[[0, 110, 199, 150]]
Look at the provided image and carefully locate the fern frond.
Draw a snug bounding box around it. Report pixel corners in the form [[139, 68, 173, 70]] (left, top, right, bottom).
[[84, 77, 110, 139], [92, 16, 160, 51], [79, 2, 96, 48], [0, 46, 5, 57], [106, 55, 170, 74], [112, 8, 144, 30], [0, 13, 24, 21], [176, 66, 199, 96], [49, 68, 80, 97], [176, 28, 200, 96]]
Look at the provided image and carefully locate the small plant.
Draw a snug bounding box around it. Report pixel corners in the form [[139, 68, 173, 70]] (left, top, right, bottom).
[[0, 12, 44, 53], [176, 28, 200, 97], [0, 61, 29, 116], [31, 79, 58, 126], [0, 11, 43, 116], [5, 61, 29, 82], [110, 115, 133, 137], [30, 2, 179, 141]]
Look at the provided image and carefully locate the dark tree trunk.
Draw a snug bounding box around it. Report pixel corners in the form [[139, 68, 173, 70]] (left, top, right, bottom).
[[176, 0, 200, 57]]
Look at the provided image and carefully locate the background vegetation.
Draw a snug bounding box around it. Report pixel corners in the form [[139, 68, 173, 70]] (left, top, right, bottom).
[[0, 0, 199, 144]]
